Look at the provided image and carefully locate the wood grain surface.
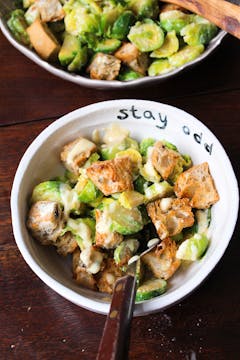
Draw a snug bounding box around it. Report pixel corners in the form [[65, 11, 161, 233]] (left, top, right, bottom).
[[0, 28, 240, 360]]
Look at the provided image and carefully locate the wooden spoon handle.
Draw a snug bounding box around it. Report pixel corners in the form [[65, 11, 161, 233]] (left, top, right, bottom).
[[160, 0, 240, 39], [96, 275, 136, 360]]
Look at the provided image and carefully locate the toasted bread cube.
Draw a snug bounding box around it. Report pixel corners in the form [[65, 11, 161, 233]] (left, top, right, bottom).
[[114, 42, 149, 75], [26, 18, 60, 60], [95, 209, 123, 249], [35, 0, 64, 22], [27, 200, 64, 244], [174, 162, 220, 209], [96, 258, 124, 294], [87, 53, 121, 80], [72, 249, 97, 290], [142, 237, 181, 280], [147, 197, 194, 239], [86, 157, 134, 196], [55, 232, 78, 256], [151, 141, 181, 180], [60, 137, 97, 175]]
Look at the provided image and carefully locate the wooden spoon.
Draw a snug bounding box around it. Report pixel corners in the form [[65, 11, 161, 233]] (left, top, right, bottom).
[[160, 0, 240, 39]]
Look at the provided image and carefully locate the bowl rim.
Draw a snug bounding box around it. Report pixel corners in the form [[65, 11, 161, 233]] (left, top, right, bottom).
[[0, 14, 227, 89], [10, 99, 239, 315]]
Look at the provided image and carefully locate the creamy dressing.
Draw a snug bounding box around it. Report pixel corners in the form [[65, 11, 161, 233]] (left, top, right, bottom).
[[80, 247, 104, 274], [60, 184, 79, 217], [103, 123, 129, 145]]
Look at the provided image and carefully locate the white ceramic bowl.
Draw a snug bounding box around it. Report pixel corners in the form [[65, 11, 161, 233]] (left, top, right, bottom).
[[0, 1, 226, 89], [11, 100, 239, 316]]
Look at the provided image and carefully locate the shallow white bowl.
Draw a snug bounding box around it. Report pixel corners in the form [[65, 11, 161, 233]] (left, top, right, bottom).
[[11, 100, 239, 316], [0, 1, 226, 89]]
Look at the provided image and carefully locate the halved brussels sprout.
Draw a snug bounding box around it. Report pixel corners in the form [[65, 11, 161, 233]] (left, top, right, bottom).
[[169, 44, 204, 68], [136, 278, 167, 301], [126, 0, 159, 19], [101, 137, 139, 160], [64, 1, 100, 37], [180, 22, 218, 46], [160, 10, 193, 34], [118, 68, 144, 81], [139, 138, 155, 157], [95, 38, 121, 53], [150, 31, 179, 58], [107, 201, 144, 235], [7, 9, 30, 45], [144, 181, 173, 202], [58, 33, 80, 66], [148, 59, 174, 76], [118, 190, 145, 209], [114, 239, 139, 266], [65, 217, 95, 250], [111, 10, 136, 40], [128, 19, 164, 52], [77, 179, 102, 204], [176, 233, 209, 261]]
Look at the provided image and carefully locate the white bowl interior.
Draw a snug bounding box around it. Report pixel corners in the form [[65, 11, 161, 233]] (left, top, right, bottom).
[[11, 100, 239, 315]]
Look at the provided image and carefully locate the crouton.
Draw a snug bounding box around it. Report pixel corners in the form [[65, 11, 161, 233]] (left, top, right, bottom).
[[60, 137, 97, 175], [55, 232, 78, 256], [95, 209, 123, 249], [35, 0, 64, 22], [114, 42, 149, 75], [147, 197, 194, 239], [26, 18, 60, 60], [174, 162, 220, 209], [72, 249, 97, 290], [142, 237, 181, 280], [151, 141, 181, 180], [96, 258, 124, 294], [27, 200, 63, 245], [86, 157, 134, 196], [87, 53, 121, 80]]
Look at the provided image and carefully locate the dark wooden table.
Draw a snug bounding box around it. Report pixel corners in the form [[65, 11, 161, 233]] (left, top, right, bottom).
[[1, 29, 240, 360]]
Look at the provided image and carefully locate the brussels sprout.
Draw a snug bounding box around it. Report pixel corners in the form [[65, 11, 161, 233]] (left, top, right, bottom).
[[180, 22, 218, 46], [31, 180, 85, 216], [95, 38, 121, 53], [126, 0, 159, 19], [67, 44, 88, 72], [139, 138, 155, 157], [135, 258, 144, 287], [140, 160, 161, 183], [162, 140, 178, 151], [182, 154, 192, 169], [23, 0, 35, 8], [169, 44, 204, 67], [111, 10, 136, 40], [83, 152, 100, 168], [64, 1, 100, 37], [65, 217, 95, 250], [118, 68, 144, 81], [136, 278, 167, 301], [31, 181, 63, 204], [116, 148, 142, 173], [176, 233, 209, 261], [134, 175, 149, 195], [107, 201, 144, 235], [160, 10, 193, 34], [77, 178, 102, 204], [100, 3, 125, 34], [195, 209, 211, 234], [7, 9, 30, 46], [118, 190, 145, 209], [100, 136, 138, 160], [24, 4, 40, 25], [58, 33, 80, 66], [150, 31, 179, 58], [148, 59, 174, 76], [128, 19, 164, 52], [144, 181, 173, 201], [114, 239, 139, 266]]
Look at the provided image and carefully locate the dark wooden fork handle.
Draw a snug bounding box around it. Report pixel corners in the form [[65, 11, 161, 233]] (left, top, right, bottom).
[[96, 275, 136, 360]]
